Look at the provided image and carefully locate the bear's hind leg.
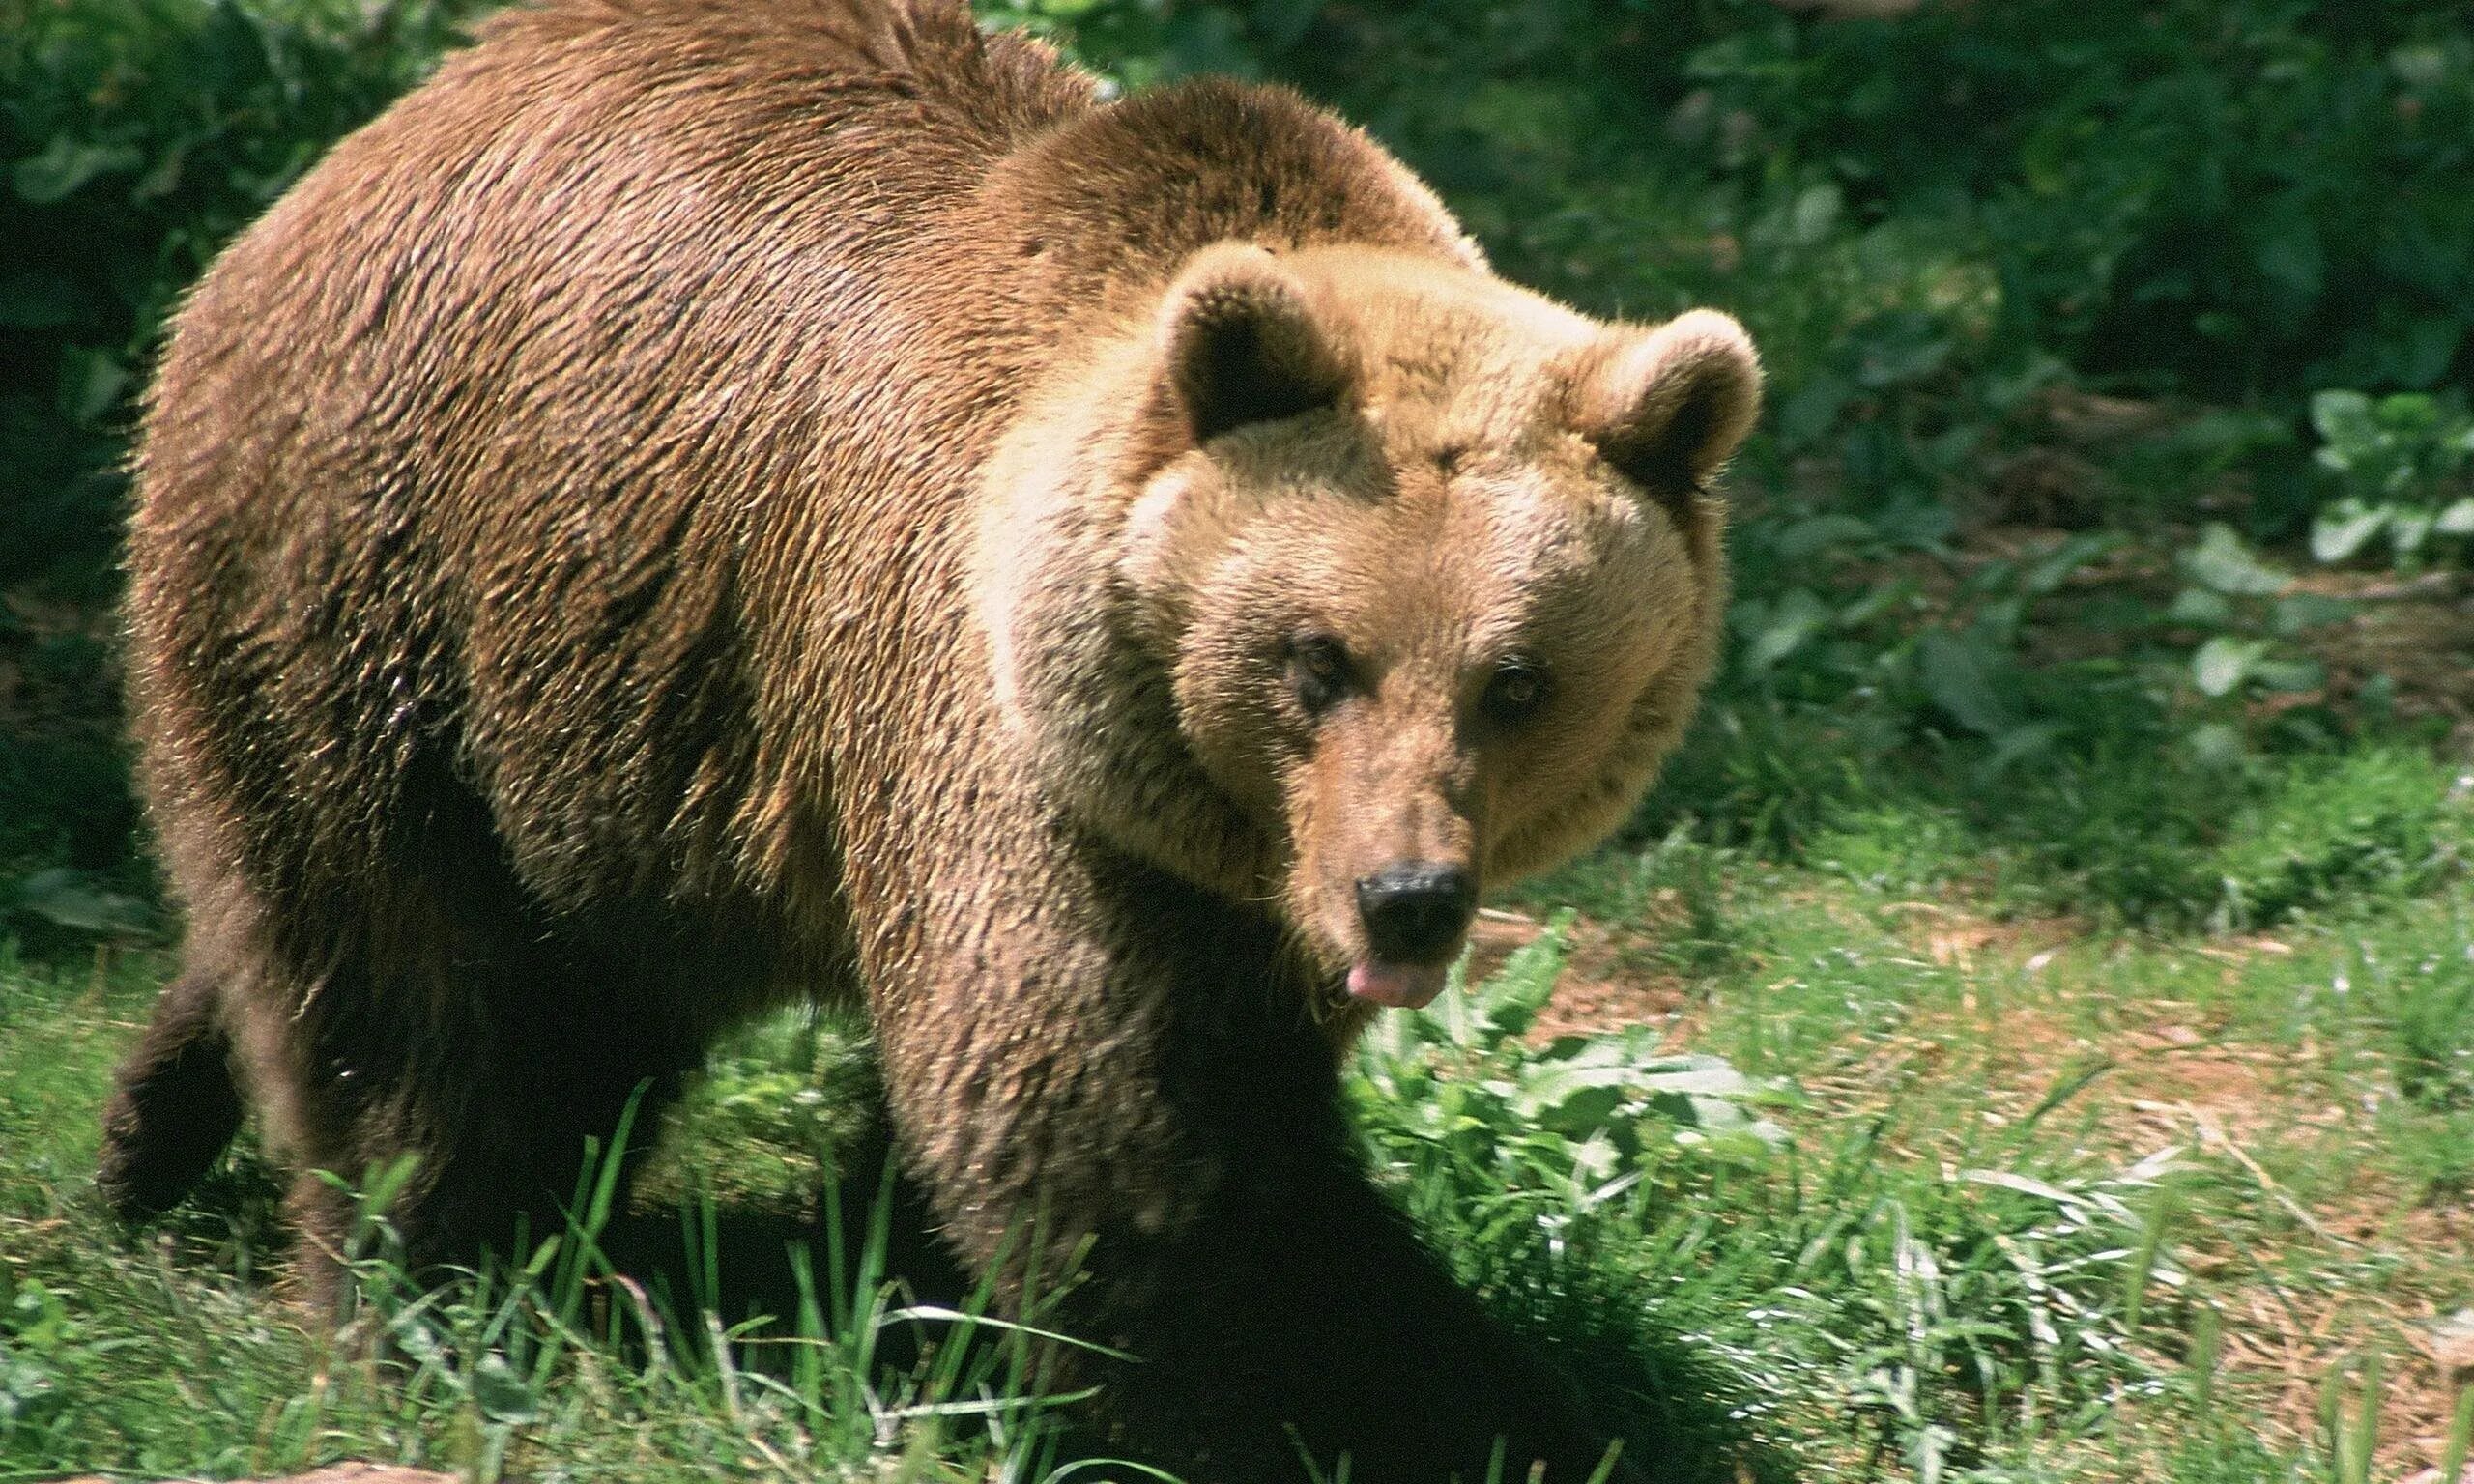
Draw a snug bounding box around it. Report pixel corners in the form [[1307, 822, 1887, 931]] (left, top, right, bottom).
[[97, 970, 245, 1220], [262, 943, 711, 1310]]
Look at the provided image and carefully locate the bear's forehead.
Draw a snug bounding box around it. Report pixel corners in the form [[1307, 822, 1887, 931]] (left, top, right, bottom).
[[1357, 298, 1579, 396], [1285, 247, 1601, 457], [1262, 453, 1643, 627]]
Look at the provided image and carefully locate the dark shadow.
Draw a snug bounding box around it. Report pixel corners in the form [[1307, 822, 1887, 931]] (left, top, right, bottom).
[[1512, 1267, 1799, 1484], [596, 1130, 979, 1374]]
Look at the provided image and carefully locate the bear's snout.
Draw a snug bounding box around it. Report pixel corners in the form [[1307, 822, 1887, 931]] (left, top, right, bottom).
[[1338, 859, 1475, 1009], [1353, 861, 1474, 964]]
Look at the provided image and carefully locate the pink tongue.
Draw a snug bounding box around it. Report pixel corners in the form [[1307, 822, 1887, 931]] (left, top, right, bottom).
[[1346, 959, 1450, 1009]]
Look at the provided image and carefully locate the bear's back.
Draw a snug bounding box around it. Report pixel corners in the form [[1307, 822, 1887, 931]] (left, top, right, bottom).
[[127, 0, 1101, 918], [140, 0, 1098, 564]]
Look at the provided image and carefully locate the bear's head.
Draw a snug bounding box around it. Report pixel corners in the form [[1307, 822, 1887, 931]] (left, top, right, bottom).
[[979, 243, 1758, 1013]]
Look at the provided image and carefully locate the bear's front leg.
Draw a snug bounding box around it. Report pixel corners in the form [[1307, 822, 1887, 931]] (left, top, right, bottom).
[[864, 834, 1632, 1484]]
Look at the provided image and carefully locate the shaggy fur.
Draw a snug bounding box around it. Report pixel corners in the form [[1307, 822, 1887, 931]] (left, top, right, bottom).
[[102, 2, 1759, 1478]]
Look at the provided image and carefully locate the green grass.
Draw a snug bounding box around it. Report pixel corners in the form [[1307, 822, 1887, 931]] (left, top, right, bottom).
[[3, 735, 2468, 1482], [0, 946, 1095, 1483], [1637, 705, 2471, 933]]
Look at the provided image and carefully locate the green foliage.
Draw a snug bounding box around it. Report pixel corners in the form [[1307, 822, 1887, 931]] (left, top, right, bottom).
[[974, 0, 1273, 88], [2307, 389, 2474, 569], [2393, 969, 2474, 1115], [1681, 2, 2474, 399], [1637, 702, 2468, 933], [0, 0, 476, 591], [2161, 522, 2353, 715], [2202, 747, 2468, 928], [640, 1013, 885, 1211], [1353, 915, 1792, 1198], [1346, 912, 2230, 1481]]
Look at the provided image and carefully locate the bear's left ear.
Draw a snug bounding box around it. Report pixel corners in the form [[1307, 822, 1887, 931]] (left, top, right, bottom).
[[1563, 309, 1762, 500], [1156, 243, 1356, 444]]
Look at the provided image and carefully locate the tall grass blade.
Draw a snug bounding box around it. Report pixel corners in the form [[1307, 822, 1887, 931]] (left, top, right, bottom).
[[2442, 1384, 2474, 1484], [1583, 1439, 1627, 1484], [2120, 1185, 2174, 1336], [2189, 1302, 2220, 1424], [2333, 1349, 2381, 1484]]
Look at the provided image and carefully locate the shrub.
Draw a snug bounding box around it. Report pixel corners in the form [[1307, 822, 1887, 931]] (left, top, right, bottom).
[[0, 0, 475, 594]]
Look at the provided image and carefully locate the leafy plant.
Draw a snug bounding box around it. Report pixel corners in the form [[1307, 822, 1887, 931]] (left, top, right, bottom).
[[2308, 389, 2474, 569], [1353, 915, 1792, 1205], [2393, 967, 2474, 1114], [2168, 523, 2340, 706]]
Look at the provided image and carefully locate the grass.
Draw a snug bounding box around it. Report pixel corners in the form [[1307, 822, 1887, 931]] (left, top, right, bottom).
[[0, 947, 1093, 1483], [1, 730, 2468, 1483], [1517, 731, 2474, 1481]]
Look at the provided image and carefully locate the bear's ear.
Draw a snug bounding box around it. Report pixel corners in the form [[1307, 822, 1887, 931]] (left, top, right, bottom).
[[1563, 309, 1762, 500], [1157, 243, 1355, 444]]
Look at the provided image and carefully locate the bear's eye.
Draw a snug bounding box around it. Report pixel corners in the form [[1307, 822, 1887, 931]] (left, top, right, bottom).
[[1286, 633, 1355, 717], [1479, 661, 1550, 728]]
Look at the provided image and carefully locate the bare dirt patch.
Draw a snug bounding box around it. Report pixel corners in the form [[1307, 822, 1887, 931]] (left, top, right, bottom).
[[1468, 906, 1697, 1046]]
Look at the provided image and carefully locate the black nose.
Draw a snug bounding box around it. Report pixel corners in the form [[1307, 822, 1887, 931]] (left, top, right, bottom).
[[1354, 862, 1477, 964]]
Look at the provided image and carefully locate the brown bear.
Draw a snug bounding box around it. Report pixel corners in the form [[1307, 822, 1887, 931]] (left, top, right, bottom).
[[97, 1, 1760, 1478]]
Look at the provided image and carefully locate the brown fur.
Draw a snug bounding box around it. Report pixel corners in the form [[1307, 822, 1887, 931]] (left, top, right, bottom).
[[104, 2, 1758, 1478]]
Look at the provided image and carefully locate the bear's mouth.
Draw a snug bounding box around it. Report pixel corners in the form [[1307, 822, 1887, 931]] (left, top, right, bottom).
[[1344, 958, 1451, 1010]]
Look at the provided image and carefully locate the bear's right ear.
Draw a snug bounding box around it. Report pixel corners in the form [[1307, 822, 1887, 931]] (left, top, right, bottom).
[[1563, 309, 1762, 503], [1157, 243, 1355, 444]]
